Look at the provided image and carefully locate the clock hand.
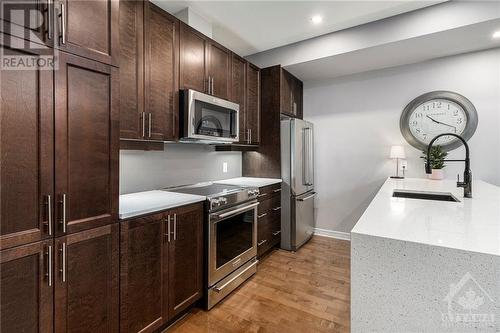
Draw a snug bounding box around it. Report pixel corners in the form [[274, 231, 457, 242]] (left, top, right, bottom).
[[426, 115, 457, 132]]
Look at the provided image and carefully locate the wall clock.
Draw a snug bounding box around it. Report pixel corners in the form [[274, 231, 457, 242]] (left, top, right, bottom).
[[400, 91, 478, 151]]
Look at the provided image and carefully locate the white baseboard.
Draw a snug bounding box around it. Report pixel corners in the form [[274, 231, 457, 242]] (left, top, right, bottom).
[[313, 228, 351, 241]]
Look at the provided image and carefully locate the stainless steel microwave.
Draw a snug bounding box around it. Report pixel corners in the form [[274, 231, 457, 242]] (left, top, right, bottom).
[[180, 89, 239, 143]]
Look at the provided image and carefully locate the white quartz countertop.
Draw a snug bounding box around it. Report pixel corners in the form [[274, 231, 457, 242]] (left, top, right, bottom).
[[214, 177, 282, 188], [119, 190, 206, 220], [351, 177, 500, 256]]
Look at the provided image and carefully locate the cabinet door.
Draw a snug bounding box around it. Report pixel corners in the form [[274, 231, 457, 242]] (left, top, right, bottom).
[[0, 240, 53, 333], [54, 52, 119, 236], [168, 203, 204, 318], [292, 76, 303, 119], [231, 54, 247, 143], [56, 0, 119, 65], [280, 69, 293, 115], [120, 213, 168, 333], [54, 224, 119, 333], [208, 41, 231, 100], [246, 63, 260, 144], [119, 0, 144, 140], [0, 36, 54, 250], [179, 22, 207, 93], [144, 3, 179, 141], [0, 0, 53, 47]]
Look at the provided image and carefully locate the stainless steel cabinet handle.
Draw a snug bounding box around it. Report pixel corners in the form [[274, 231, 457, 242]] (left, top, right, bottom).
[[167, 215, 171, 243], [46, 245, 53, 286], [141, 112, 146, 138], [148, 113, 152, 138], [257, 213, 267, 219], [58, 2, 66, 45], [272, 206, 281, 211], [257, 239, 267, 246], [173, 213, 177, 241], [273, 188, 281, 193], [272, 230, 281, 236], [60, 194, 66, 233], [297, 192, 316, 202], [59, 242, 66, 282], [45, 195, 52, 236], [257, 193, 268, 198], [46, 0, 53, 40], [210, 77, 214, 95]]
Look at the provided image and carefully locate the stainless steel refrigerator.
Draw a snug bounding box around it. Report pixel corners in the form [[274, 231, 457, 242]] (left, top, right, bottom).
[[280, 118, 315, 251]]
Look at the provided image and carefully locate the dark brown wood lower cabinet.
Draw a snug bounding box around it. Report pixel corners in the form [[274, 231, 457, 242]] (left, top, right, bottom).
[[257, 184, 282, 258], [54, 224, 119, 333], [120, 211, 167, 333], [0, 240, 54, 333], [120, 202, 204, 332], [168, 203, 204, 318]]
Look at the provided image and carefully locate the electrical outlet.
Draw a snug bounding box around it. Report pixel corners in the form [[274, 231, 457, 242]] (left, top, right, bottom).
[[223, 162, 228, 173]]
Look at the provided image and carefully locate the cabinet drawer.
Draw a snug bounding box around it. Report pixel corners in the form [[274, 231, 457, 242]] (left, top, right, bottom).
[[258, 195, 281, 215], [257, 183, 281, 201]]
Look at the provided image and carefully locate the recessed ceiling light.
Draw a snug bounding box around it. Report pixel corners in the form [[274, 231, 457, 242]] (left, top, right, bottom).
[[493, 31, 500, 39], [311, 15, 323, 25]]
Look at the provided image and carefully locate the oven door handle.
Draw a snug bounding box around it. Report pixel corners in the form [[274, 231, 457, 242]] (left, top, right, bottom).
[[214, 202, 259, 220]]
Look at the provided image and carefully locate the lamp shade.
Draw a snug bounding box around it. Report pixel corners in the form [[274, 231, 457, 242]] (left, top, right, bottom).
[[390, 145, 406, 159]]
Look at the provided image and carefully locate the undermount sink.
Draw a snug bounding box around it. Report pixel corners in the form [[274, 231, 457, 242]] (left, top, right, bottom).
[[392, 189, 460, 202]]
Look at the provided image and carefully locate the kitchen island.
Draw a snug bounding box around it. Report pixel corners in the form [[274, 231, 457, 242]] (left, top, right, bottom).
[[351, 178, 500, 332]]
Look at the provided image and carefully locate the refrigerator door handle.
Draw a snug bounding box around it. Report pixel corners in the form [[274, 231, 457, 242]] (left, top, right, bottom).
[[307, 127, 314, 186], [302, 128, 308, 186]]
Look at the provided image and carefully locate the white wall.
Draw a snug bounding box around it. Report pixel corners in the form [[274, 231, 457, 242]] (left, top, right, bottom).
[[304, 49, 500, 233], [120, 144, 242, 194]]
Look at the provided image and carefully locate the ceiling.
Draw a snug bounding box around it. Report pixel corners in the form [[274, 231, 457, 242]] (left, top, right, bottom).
[[152, 0, 445, 56]]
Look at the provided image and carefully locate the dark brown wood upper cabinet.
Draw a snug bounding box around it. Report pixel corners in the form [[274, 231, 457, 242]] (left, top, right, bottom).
[[54, 224, 119, 333], [55, 52, 119, 236], [168, 203, 204, 318], [179, 22, 208, 93], [55, 0, 119, 65], [120, 203, 204, 331], [246, 62, 261, 144], [0, 0, 53, 47], [144, 3, 179, 141], [0, 240, 54, 333], [0, 36, 54, 250], [119, 1, 179, 142], [207, 41, 231, 100], [231, 53, 247, 142], [120, 212, 168, 333], [119, 0, 144, 140], [280, 68, 303, 118]]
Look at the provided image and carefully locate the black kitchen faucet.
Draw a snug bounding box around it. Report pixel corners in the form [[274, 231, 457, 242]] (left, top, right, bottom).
[[425, 133, 472, 198]]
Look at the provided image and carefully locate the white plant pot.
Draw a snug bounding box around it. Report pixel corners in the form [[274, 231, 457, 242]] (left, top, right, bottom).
[[429, 169, 444, 180]]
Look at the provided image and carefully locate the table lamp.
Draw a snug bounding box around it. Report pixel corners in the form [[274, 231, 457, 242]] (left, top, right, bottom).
[[390, 145, 405, 179]]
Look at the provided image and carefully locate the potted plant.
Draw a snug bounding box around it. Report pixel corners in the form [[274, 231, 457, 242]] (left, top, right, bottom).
[[421, 146, 448, 180]]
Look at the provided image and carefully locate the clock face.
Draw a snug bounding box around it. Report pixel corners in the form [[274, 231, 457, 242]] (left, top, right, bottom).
[[408, 99, 467, 146], [400, 91, 478, 151]]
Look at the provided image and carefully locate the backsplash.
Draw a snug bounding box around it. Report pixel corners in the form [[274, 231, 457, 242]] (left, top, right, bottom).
[[120, 144, 242, 194]]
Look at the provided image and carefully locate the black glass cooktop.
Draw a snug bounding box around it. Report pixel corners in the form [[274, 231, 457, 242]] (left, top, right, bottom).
[[164, 183, 243, 197]]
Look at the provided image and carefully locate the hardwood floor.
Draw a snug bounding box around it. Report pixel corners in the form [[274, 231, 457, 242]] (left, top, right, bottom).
[[166, 236, 351, 333]]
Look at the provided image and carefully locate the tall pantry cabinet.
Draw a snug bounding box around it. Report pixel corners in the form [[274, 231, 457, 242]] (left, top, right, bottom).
[[0, 0, 119, 331]]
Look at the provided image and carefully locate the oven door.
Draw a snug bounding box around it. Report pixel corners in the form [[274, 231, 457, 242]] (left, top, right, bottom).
[[183, 89, 239, 142], [208, 200, 258, 286]]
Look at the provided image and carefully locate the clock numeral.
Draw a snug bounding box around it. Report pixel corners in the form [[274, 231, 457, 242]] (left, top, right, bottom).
[[457, 118, 463, 124], [412, 121, 418, 126], [415, 113, 423, 118], [453, 110, 458, 116]]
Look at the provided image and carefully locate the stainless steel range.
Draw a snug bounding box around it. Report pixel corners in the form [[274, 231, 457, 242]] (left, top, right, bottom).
[[165, 182, 259, 309]]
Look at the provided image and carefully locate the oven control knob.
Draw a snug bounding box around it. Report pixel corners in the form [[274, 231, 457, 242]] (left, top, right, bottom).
[[212, 199, 220, 208], [219, 197, 228, 204]]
